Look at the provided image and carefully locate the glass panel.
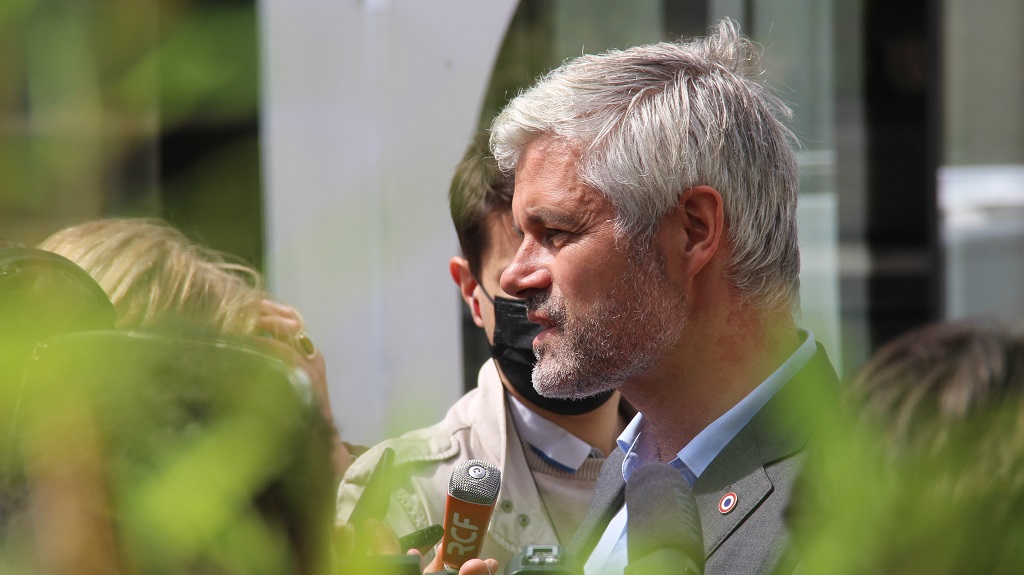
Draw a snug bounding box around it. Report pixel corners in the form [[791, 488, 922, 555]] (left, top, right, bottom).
[[940, 0, 1024, 320], [0, 0, 262, 266], [751, 0, 841, 371]]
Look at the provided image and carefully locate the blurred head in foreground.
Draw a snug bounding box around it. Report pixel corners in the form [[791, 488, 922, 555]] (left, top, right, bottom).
[[0, 246, 113, 457], [38, 218, 263, 335], [791, 320, 1024, 574], [39, 218, 352, 478], [2, 331, 336, 575], [0, 246, 115, 382]]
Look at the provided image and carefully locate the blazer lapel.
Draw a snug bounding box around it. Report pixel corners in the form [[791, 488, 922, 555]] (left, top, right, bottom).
[[694, 343, 839, 558], [693, 431, 775, 556], [567, 344, 838, 567]]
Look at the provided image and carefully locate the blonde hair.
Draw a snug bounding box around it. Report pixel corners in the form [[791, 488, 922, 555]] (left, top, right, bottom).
[[39, 218, 265, 336]]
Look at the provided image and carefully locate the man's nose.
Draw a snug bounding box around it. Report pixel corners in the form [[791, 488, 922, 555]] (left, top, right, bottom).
[[500, 240, 550, 299]]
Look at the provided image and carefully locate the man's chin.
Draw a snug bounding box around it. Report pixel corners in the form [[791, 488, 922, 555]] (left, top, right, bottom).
[[532, 364, 617, 400], [532, 382, 577, 400]]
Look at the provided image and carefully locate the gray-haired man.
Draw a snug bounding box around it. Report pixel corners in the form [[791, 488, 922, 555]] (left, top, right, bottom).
[[491, 19, 838, 575]]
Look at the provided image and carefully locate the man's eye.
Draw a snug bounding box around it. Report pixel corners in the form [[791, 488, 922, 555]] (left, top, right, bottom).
[[545, 229, 568, 243]]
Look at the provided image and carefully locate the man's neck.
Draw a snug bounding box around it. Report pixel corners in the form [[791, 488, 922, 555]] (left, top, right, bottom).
[[620, 304, 801, 459], [504, 384, 626, 457]]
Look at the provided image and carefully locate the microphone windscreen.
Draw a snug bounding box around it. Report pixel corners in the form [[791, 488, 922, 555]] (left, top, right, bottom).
[[440, 460, 501, 569], [626, 461, 704, 570], [449, 459, 501, 504]]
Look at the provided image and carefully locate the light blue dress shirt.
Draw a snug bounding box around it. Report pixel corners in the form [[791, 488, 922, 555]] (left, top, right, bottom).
[[584, 330, 816, 575]]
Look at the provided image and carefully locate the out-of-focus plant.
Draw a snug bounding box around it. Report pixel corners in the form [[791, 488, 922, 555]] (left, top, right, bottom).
[[790, 401, 1024, 574], [1, 331, 335, 575], [0, 0, 261, 263], [787, 321, 1024, 574]]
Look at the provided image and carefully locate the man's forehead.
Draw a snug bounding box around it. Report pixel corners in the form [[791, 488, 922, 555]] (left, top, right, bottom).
[[511, 175, 611, 227], [515, 136, 580, 176], [514, 140, 584, 198]]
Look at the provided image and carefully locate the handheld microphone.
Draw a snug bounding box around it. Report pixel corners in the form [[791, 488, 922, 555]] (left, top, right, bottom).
[[439, 459, 501, 570], [625, 461, 704, 575]]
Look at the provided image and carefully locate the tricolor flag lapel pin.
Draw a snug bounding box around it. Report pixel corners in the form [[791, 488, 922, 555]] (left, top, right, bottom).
[[718, 491, 738, 514]]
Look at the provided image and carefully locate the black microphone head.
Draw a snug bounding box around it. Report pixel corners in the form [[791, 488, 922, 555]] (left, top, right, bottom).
[[626, 461, 704, 570], [448, 459, 501, 505]]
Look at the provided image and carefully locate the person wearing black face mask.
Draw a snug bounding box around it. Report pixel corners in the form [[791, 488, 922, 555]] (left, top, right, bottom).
[[482, 287, 614, 416], [336, 132, 632, 567]]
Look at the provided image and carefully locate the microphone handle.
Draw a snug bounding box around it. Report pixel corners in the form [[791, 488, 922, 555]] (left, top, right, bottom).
[[440, 497, 496, 569]]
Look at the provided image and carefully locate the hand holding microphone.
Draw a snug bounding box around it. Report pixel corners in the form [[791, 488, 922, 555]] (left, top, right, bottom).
[[625, 461, 704, 575], [340, 452, 500, 575], [440, 459, 502, 569], [421, 459, 502, 574]]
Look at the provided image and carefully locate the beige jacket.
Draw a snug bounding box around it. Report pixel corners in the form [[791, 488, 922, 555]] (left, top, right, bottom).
[[336, 361, 560, 566]]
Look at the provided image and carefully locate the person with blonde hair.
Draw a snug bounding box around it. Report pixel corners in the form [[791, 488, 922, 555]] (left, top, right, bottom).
[[41, 218, 265, 334], [38, 218, 353, 479], [35, 218, 499, 575]]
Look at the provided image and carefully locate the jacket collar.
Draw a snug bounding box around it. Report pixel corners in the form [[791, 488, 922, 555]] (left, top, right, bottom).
[[455, 361, 562, 552], [379, 361, 509, 467], [567, 344, 839, 564], [693, 343, 839, 557]]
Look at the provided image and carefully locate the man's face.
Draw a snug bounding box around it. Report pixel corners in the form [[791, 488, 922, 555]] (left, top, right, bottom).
[[475, 212, 521, 342], [500, 137, 687, 399]]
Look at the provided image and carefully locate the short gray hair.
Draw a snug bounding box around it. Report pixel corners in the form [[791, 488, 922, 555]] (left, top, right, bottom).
[[490, 19, 800, 311]]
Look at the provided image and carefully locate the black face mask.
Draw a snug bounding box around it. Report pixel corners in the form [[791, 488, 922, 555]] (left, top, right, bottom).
[[481, 287, 614, 415]]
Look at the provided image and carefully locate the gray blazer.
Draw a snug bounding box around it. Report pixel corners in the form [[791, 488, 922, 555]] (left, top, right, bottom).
[[568, 344, 838, 575]]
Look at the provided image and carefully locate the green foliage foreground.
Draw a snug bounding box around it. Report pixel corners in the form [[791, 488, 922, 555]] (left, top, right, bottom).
[[0, 330, 335, 575], [787, 382, 1024, 574]]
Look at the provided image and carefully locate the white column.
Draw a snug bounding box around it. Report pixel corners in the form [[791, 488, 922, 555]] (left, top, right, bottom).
[[259, 0, 519, 445]]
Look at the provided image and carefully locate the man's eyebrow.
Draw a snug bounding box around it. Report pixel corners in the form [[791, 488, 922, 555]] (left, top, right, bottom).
[[523, 208, 578, 229]]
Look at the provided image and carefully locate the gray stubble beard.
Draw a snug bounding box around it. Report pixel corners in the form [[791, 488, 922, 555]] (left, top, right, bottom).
[[528, 247, 687, 400]]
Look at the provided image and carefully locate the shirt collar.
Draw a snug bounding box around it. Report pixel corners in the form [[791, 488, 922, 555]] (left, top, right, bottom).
[[507, 392, 596, 472], [616, 329, 817, 485]]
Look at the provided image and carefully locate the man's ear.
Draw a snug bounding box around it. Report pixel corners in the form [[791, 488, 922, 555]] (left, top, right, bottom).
[[672, 185, 724, 278], [449, 256, 485, 328]]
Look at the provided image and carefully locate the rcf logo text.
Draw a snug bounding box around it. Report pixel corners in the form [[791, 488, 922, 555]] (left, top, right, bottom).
[[446, 512, 481, 557]]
